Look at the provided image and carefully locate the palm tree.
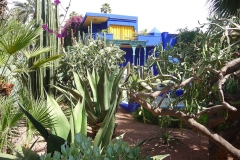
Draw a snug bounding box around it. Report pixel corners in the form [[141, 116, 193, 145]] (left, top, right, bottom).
[[100, 3, 111, 14], [0, 0, 7, 19], [12, 0, 35, 23], [207, 0, 240, 17], [69, 11, 79, 17]]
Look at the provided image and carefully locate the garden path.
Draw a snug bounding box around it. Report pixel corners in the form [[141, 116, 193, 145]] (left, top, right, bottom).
[[114, 107, 209, 160]]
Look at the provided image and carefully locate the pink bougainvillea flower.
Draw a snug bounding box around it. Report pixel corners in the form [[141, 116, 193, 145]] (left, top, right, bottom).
[[48, 29, 54, 34], [54, 0, 61, 6], [42, 24, 48, 30], [61, 15, 83, 38], [56, 33, 62, 38]]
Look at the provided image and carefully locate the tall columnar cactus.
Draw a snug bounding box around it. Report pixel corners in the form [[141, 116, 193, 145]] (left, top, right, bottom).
[[29, 0, 61, 98]]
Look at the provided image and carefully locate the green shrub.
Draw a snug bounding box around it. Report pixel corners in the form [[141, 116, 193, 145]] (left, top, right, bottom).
[[40, 133, 142, 160], [55, 39, 125, 88]]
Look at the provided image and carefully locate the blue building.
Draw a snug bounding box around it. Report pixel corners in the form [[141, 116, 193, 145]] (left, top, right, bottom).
[[81, 12, 177, 66]]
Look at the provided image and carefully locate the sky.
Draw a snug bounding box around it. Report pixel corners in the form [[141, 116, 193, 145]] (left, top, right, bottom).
[[8, 0, 210, 33]]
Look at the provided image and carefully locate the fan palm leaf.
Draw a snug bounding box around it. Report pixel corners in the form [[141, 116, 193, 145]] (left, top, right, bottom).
[[18, 87, 56, 145], [0, 21, 41, 55], [0, 96, 23, 153], [207, 0, 240, 17], [22, 47, 53, 59], [0, 51, 9, 67]]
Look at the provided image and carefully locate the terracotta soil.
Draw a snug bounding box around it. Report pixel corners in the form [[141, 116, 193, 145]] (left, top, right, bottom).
[[115, 107, 209, 160]]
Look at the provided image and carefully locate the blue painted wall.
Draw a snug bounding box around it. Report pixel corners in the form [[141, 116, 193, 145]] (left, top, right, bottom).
[[101, 21, 107, 29], [120, 46, 154, 66], [92, 24, 102, 33], [120, 47, 133, 66], [138, 35, 162, 46], [161, 32, 177, 49]]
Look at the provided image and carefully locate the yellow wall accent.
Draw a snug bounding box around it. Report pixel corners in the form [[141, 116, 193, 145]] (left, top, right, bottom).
[[108, 25, 135, 40]]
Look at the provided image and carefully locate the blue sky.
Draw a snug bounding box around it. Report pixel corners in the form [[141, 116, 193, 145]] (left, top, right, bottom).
[[9, 0, 210, 33]]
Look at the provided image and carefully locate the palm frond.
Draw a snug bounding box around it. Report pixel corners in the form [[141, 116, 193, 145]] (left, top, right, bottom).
[[0, 96, 23, 153], [207, 0, 240, 17], [0, 21, 41, 55], [18, 87, 56, 129], [22, 47, 53, 59], [30, 54, 63, 70], [28, 99, 55, 129], [17, 87, 56, 144], [0, 51, 9, 67]]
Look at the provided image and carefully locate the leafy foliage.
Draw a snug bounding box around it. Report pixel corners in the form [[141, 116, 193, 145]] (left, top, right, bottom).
[[18, 87, 55, 145], [56, 65, 124, 148], [159, 129, 177, 146], [142, 18, 239, 114], [0, 18, 62, 98], [18, 96, 86, 154], [138, 29, 148, 35], [207, 0, 240, 18], [12, 0, 35, 23], [0, 95, 22, 153], [0, 0, 8, 19], [124, 15, 240, 159], [0, 86, 56, 153], [174, 27, 204, 63], [132, 107, 159, 125], [0, 20, 41, 56], [100, 3, 111, 14], [61, 15, 83, 47], [56, 39, 125, 88], [40, 132, 170, 160]]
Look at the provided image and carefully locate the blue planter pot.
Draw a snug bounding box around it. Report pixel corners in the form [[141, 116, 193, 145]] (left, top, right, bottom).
[[120, 101, 140, 112], [175, 89, 184, 97]]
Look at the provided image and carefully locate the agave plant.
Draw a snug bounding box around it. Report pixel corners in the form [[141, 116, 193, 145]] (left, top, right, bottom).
[[0, 92, 170, 160], [55, 65, 124, 148], [0, 93, 87, 159], [0, 86, 121, 159]]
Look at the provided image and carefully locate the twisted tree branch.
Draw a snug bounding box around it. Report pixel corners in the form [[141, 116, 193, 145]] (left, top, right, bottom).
[[130, 93, 240, 159]]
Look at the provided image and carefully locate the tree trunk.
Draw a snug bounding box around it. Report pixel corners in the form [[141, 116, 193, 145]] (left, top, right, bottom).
[[208, 118, 240, 160]]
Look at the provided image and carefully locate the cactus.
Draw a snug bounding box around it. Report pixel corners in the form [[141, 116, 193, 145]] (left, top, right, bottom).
[[28, 0, 61, 98]]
